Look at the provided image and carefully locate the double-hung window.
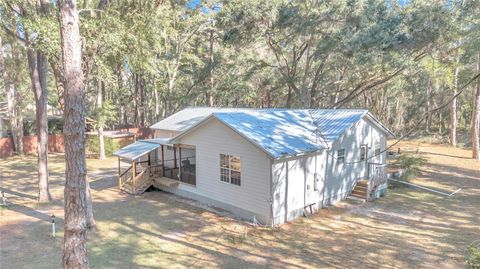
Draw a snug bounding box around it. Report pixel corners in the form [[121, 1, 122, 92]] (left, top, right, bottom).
[[375, 142, 381, 156], [337, 149, 345, 163], [360, 145, 367, 161], [220, 154, 241, 186]]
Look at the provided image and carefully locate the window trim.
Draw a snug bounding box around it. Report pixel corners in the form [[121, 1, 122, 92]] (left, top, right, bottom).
[[360, 145, 367, 161], [374, 141, 381, 156], [337, 148, 345, 163], [219, 154, 241, 186]]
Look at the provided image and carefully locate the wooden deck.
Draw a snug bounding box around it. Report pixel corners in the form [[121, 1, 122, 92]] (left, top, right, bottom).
[[153, 177, 180, 188]]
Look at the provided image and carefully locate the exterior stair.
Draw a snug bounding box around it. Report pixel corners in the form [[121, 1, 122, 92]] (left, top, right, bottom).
[[348, 179, 369, 202], [120, 171, 153, 195]]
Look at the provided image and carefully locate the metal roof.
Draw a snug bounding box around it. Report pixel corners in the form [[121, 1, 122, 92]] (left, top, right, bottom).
[[210, 109, 368, 158], [149, 107, 252, 131], [141, 137, 173, 145], [112, 141, 160, 160], [143, 107, 392, 159]]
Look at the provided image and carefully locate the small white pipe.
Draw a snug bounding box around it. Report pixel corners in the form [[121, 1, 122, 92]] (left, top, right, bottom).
[[448, 188, 462, 197], [389, 178, 460, 197], [51, 215, 56, 237]]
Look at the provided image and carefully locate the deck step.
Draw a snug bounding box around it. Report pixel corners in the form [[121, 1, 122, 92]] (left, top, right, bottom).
[[346, 196, 366, 203], [351, 189, 367, 196], [348, 180, 369, 200]]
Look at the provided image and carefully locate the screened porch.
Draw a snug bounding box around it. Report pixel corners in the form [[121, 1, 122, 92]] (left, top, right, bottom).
[[113, 138, 196, 195]]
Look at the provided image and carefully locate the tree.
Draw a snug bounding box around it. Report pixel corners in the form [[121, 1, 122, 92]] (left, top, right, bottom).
[[472, 54, 480, 160], [3, 0, 54, 201], [0, 35, 23, 155], [58, 0, 89, 267]]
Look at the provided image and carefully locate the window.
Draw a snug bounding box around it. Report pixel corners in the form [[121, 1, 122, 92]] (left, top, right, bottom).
[[337, 149, 345, 163], [375, 142, 381, 156], [220, 154, 241, 186], [360, 145, 367, 161]]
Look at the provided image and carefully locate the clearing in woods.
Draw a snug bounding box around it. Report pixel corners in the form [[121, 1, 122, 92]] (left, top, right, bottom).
[[0, 142, 479, 268]]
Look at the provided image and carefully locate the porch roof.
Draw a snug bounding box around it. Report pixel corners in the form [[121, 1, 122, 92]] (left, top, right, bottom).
[[141, 137, 173, 145], [113, 141, 160, 161]]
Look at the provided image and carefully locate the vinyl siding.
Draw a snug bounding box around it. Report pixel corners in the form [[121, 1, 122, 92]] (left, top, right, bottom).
[[323, 117, 387, 204], [271, 117, 387, 225], [155, 129, 180, 138], [168, 118, 272, 223], [271, 151, 326, 224]]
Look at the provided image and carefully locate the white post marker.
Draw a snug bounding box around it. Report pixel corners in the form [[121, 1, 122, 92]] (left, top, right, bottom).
[[51, 214, 56, 237], [1, 191, 6, 206]]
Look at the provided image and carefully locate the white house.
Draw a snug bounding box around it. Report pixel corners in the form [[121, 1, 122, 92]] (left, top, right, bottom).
[[113, 108, 393, 225]]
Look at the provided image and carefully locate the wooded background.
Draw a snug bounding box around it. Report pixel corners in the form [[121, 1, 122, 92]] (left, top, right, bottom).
[[1, 0, 479, 156]]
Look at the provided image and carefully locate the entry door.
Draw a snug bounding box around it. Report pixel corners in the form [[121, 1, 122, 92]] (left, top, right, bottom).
[[361, 144, 368, 179]]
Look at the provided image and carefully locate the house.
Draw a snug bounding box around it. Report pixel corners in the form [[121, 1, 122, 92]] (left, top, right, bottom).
[[113, 108, 393, 225]]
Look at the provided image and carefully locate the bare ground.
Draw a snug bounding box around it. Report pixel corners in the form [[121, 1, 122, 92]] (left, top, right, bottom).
[[0, 143, 479, 269]]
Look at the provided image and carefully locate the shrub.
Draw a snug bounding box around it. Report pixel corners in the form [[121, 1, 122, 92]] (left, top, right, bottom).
[[395, 154, 426, 181], [466, 241, 480, 269], [86, 135, 120, 158]]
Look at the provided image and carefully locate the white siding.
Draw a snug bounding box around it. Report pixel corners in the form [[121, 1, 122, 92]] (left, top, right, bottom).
[[167, 119, 272, 223], [271, 151, 326, 224], [323, 118, 387, 204], [155, 130, 179, 138], [271, 117, 387, 225]]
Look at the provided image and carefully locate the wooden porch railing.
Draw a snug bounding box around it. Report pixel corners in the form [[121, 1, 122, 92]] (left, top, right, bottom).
[[367, 162, 387, 199], [118, 165, 133, 190]]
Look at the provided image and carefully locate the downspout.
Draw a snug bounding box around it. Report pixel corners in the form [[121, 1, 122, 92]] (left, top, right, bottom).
[[322, 149, 329, 206], [269, 158, 274, 228], [284, 160, 289, 223]]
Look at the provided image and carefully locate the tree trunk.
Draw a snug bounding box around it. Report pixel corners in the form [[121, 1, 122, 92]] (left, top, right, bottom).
[[153, 79, 159, 121], [286, 86, 293, 108], [59, 0, 89, 267], [140, 75, 145, 126], [97, 81, 105, 160], [0, 36, 21, 154], [207, 29, 215, 107], [25, 37, 52, 202], [12, 32, 24, 154], [450, 61, 460, 147], [51, 60, 65, 110], [472, 54, 480, 160], [86, 179, 96, 229], [426, 76, 432, 132]]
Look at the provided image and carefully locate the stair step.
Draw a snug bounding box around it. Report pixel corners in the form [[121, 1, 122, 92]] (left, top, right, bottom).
[[346, 196, 366, 203], [351, 192, 367, 198], [350, 194, 367, 200], [355, 185, 368, 191]]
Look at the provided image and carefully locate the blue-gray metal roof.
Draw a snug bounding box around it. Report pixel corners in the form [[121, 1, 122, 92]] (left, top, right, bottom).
[[149, 107, 251, 131], [142, 137, 173, 145], [113, 141, 160, 160], [210, 109, 367, 158]]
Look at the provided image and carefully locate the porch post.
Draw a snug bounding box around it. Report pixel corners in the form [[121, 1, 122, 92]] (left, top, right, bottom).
[[118, 157, 121, 190], [161, 145, 165, 176], [132, 160, 136, 194], [178, 147, 182, 181], [173, 145, 177, 169]]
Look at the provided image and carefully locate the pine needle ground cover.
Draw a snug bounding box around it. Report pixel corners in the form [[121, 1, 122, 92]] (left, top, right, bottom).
[[0, 142, 478, 268]]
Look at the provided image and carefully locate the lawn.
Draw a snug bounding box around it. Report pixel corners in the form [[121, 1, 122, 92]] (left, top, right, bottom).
[[0, 143, 479, 268]]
